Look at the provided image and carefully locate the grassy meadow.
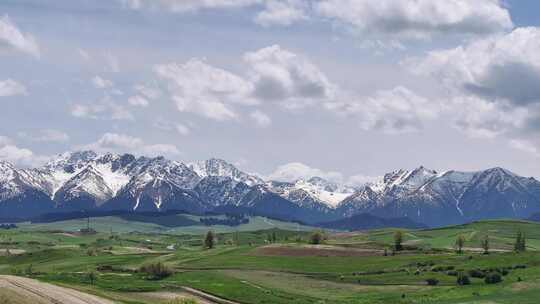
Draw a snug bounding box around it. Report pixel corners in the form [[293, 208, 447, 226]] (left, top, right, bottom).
[[1, 216, 540, 303]]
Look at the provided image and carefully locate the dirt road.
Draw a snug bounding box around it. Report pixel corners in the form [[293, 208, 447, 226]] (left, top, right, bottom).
[[0, 275, 115, 304]]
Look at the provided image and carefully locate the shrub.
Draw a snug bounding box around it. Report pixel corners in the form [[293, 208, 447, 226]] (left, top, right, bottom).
[[455, 235, 466, 254], [309, 231, 324, 245], [468, 269, 486, 278], [394, 231, 404, 251], [457, 273, 471, 285], [204, 231, 215, 249], [86, 248, 98, 256], [139, 262, 173, 280], [426, 278, 439, 286], [485, 272, 503, 284]]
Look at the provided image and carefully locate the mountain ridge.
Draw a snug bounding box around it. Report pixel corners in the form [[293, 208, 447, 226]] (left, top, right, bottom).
[[1, 151, 540, 227]]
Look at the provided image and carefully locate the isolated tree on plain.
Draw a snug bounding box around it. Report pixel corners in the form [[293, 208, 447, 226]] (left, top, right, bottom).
[[87, 271, 97, 285], [309, 230, 324, 245], [394, 231, 404, 251], [455, 235, 466, 254], [514, 230, 526, 252], [481, 235, 490, 255], [204, 231, 216, 249]]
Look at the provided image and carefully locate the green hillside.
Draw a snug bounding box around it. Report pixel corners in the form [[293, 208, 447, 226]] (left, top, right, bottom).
[[2, 219, 540, 304]]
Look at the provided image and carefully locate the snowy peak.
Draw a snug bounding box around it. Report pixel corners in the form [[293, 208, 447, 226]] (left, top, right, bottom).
[[267, 176, 355, 209], [54, 165, 114, 206], [189, 158, 263, 186]]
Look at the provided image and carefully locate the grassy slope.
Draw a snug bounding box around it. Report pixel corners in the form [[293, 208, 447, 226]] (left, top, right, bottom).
[[16, 215, 314, 234], [1, 219, 540, 303]]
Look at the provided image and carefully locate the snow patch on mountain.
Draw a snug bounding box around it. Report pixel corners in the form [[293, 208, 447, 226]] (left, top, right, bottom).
[[190, 158, 263, 186]]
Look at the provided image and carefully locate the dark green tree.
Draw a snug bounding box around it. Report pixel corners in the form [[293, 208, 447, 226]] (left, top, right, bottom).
[[309, 230, 323, 245], [455, 234, 466, 254], [481, 235, 490, 255], [394, 231, 404, 251], [514, 230, 526, 252], [204, 231, 216, 249]]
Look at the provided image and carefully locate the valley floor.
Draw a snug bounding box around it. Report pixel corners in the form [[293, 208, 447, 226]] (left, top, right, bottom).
[[1, 219, 540, 303]]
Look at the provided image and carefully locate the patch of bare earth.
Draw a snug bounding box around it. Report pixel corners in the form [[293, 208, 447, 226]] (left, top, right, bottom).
[[128, 291, 218, 304], [0, 249, 25, 256], [0, 275, 114, 304], [253, 244, 383, 257]]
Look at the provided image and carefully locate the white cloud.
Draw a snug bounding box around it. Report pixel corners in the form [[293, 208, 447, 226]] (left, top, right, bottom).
[[255, 0, 308, 27], [268, 162, 343, 183], [326, 86, 440, 134], [155, 58, 255, 121], [410, 27, 540, 108], [0, 136, 48, 167], [315, 0, 513, 41], [92, 76, 114, 89], [121, 0, 260, 12], [510, 139, 540, 157], [155, 45, 337, 121], [128, 95, 149, 107], [347, 174, 381, 187], [0, 79, 27, 97], [245, 45, 336, 109], [154, 120, 191, 135], [175, 123, 191, 136], [18, 129, 70, 143], [135, 84, 161, 100], [83, 133, 180, 157], [0, 15, 40, 57], [409, 27, 540, 148], [71, 97, 134, 121], [104, 52, 120, 73], [249, 110, 272, 127]]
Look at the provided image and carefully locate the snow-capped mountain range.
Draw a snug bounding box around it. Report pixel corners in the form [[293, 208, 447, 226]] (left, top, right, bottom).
[[1, 151, 540, 227]]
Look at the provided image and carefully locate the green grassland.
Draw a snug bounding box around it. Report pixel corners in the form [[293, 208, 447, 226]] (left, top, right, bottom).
[[1, 219, 540, 303]]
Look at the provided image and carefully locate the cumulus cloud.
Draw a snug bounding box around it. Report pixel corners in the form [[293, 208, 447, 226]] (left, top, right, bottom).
[[268, 162, 344, 183], [408, 27, 540, 147], [255, 0, 308, 27], [83, 133, 180, 157], [347, 174, 381, 187], [154, 120, 192, 136], [510, 139, 540, 157], [71, 98, 134, 121], [249, 110, 272, 127], [92, 76, 114, 89], [326, 86, 440, 134], [155, 45, 338, 121], [0, 79, 27, 97], [128, 95, 149, 107], [245, 45, 336, 109], [0, 15, 40, 57], [315, 0, 512, 42], [175, 123, 191, 136], [18, 129, 70, 143], [121, 0, 260, 12], [155, 58, 255, 121], [135, 84, 161, 100], [0, 136, 47, 167]]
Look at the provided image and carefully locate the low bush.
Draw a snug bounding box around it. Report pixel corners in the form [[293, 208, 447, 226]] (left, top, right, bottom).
[[426, 278, 439, 286], [457, 273, 471, 286], [468, 269, 486, 278], [485, 272, 503, 284], [139, 262, 173, 280]]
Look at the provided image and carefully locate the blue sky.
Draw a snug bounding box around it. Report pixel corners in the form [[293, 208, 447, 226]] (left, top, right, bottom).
[[1, 0, 540, 183]]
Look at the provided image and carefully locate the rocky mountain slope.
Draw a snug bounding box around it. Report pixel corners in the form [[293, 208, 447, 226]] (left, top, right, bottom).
[[1, 151, 540, 227]]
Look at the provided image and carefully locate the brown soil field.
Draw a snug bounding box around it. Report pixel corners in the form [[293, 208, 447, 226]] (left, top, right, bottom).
[[253, 244, 383, 257]]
